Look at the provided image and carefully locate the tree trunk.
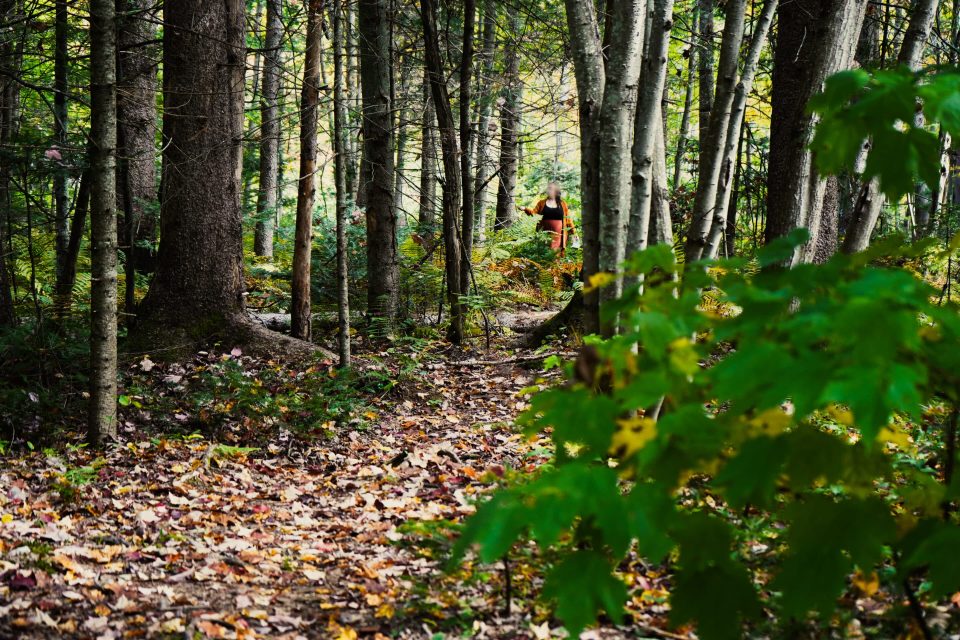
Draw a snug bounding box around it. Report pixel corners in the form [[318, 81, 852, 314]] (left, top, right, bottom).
[[564, 0, 606, 335], [702, 0, 778, 260], [459, 0, 476, 297], [697, 0, 715, 153], [359, 0, 398, 321], [843, 0, 940, 252], [596, 0, 645, 329], [0, 0, 21, 327], [333, 0, 351, 366], [673, 8, 697, 188], [684, 0, 748, 263], [393, 65, 411, 225], [765, 0, 866, 265], [472, 0, 497, 244], [116, 0, 159, 314], [254, 0, 283, 258], [626, 0, 674, 270], [291, 0, 322, 341], [494, 4, 521, 231], [419, 76, 438, 228], [346, 1, 360, 203], [88, 0, 118, 443], [53, 0, 70, 293], [132, 0, 250, 349], [421, 0, 464, 344]]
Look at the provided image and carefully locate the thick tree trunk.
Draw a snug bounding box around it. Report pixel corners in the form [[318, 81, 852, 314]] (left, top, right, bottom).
[[684, 0, 748, 263], [88, 0, 118, 443], [421, 0, 464, 344], [843, 0, 940, 252], [459, 0, 476, 297], [596, 0, 645, 321], [333, 0, 351, 365], [254, 0, 283, 258], [702, 0, 778, 260], [291, 0, 322, 341], [116, 0, 159, 316], [419, 76, 438, 228], [359, 0, 397, 321], [626, 0, 674, 269], [132, 0, 250, 349], [563, 0, 606, 335], [494, 4, 521, 232], [765, 0, 866, 265], [472, 0, 497, 244]]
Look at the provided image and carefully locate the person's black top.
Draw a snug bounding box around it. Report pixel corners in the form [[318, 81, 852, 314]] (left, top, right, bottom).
[[541, 202, 564, 221]]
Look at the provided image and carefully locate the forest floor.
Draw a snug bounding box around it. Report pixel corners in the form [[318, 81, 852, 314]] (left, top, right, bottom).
[[0, 330, 682, 640]]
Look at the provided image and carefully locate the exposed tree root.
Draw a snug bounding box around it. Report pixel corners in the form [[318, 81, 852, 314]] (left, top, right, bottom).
[[125, 312, 335, 362], [521, 289, 584, 348]]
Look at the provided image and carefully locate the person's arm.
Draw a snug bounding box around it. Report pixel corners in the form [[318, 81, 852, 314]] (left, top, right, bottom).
[[522, 199, 544, 216]]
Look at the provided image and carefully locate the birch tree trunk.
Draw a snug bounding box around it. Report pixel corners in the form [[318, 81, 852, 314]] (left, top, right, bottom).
[[697, 0, 714, 153], [702, 0, 778, 260], [494, 4, 521, 231], [626, 0, 674, 269], [254, 0, 283, 258], [683, 0, 747, 263], [333, 0, 351, 365], [291, 0, 322, 341], [88, 0, 118, 443], [673, 8, 697, 188], [419, 76, 437, 228], [421, 0, 464, 344], [472, 0, 497, 244], [359, 0, 398, 321], [596, 0, 645, 330], [564, 0, 606, 335], [765, 0, 867, 265], [842, 0, 940, 253]]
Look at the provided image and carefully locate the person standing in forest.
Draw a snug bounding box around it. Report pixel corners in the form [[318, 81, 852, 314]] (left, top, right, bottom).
[[522, 182, 578, 255]]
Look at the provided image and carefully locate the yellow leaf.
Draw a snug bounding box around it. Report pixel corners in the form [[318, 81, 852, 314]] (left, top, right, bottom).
[[1, 513, 13, 524], [826, 404, 854, 427], [746, 407, 793, 436], [586, 271, 616, 292], [877, 424, 912, 450], [852, 570, 880, 597], [609, 417, 658, 460]]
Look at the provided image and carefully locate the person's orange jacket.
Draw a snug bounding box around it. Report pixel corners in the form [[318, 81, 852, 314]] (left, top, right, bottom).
[[524, 199, 577, 249]]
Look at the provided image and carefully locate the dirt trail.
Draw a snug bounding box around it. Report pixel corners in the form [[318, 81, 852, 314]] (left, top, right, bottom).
[[0, 353, 564, 639]]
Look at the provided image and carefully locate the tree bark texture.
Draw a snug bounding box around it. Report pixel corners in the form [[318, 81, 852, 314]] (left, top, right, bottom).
[[765, 0, 866, 265], [133, 0, 249, 348], [333, 0, 351, 365], [291, 0, 323, 341], [254, 0, 284, 257], [472, 0, 497, 244], [88, 0, 118, 443], [421, 0, 464, 344], [494, 4, 521, 231], [359, 0, 398, 321], [419, 76, 438, 228]]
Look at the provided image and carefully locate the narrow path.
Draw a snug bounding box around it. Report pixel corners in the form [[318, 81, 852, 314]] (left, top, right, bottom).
[[0, 353, 566, 639]]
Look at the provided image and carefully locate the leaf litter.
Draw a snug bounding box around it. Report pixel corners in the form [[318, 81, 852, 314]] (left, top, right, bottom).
[[0, 345, 676, 639]]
